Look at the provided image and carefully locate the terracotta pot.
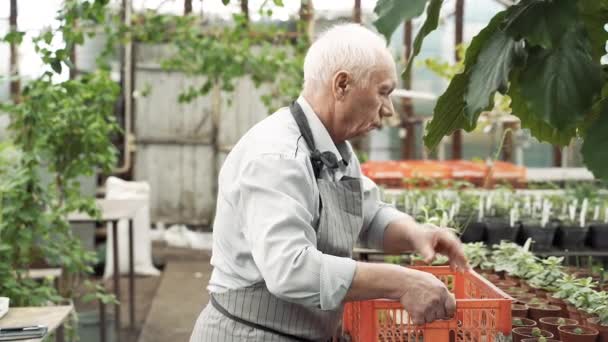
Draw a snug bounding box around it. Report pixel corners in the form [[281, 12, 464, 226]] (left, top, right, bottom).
[[506, 274, 522, 286], [528, 304, 563, 322], [513, 317, 538, 328], [516, 294, 538, 304], [548, 296, 569, 317], [580, 312, 593, 327], [536, 289, 550, 299], [486, 273, 502, 283], [540, 317, 579, 338], [587, 317, 608, 342], [558, 324, 599, 342], [509, 288, 529, 297], [513, 327, 554, 342], [568, 305, 582, 322], [521, 339, 562, 342], [411, 259, 428, 266], [513, 304, 530, 318], [497, 280, 519, 290]]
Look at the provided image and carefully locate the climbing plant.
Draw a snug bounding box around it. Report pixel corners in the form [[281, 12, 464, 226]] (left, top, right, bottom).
[[374, 0, 608, 180], [0, 0, 118, 311]]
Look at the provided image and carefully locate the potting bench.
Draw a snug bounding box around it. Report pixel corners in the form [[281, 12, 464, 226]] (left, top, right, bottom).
[[68, 198, 146, 342], [0, 305, 73, 342]]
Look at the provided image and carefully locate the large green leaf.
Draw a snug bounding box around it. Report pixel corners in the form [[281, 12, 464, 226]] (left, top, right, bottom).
[[508, 72, 575, 146], [423, 72, 469, 149], [578, 0, 608, 61], [582, 101, 608, 181], [403, 0, 443, 82], [464, 29, 517, 125], [503, 0, 577, 49], [373, 0, 428, 42], [519, 26, 603, 131], [423, 11, 507, 149]]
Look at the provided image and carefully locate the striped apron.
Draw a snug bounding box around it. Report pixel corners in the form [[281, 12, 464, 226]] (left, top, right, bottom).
[[190, 102, 364, 341]]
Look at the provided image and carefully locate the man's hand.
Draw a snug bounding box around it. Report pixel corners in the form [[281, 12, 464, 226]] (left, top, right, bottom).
[[399, 267, 456, 325], [412, 223, 469, 272]]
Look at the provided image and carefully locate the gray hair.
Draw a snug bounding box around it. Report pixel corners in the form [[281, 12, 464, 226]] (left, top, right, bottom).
[[303, 23, 394, 92]]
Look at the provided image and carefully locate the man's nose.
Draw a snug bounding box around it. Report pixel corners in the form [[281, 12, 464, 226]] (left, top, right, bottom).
[[380, 99, 395, 117]]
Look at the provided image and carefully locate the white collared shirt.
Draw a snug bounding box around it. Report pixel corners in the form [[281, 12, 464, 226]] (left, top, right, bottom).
[[207, 96, 408, 310]]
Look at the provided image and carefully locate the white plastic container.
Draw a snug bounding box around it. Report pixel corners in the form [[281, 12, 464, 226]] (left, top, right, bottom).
[[0, 297, 9, 319]]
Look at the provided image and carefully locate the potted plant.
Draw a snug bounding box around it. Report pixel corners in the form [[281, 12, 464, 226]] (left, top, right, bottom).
[[463, 242, 490, 272], [513, 327, 554, 342], [558, 325, 599, 342], [553, 275, 583, 317], [539, 317, 579, 338], [589, 221, 608, 250], [588, 303, 608, 341], [521, 338, 562, 342], [528, 304, 563, 322], [514, 317, 539, 328], [519, 216, 558, 252], [513, 303, 530, 318], [528, 257, 566, 298], [568, 279, 600, 322], [555, 216, 590, 251]]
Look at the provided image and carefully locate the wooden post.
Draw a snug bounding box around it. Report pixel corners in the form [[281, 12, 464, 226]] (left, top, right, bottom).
[[9, 0, 20, 102], [184, 0, 192, 15], [353, 0, 361, 23], [299, 0, 314, 42], [451, 0, 465, 160], [241, 0, 249, 23], [553, 146, 563, 167], [402, 21, 415, 160], [501, 121, 518, 162]]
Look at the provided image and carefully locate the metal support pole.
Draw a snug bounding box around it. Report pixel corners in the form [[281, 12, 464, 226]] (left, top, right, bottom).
[[451, 0, 465, 160]]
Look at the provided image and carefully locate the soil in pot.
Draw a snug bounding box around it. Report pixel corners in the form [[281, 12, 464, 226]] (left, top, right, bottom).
[[535, 288, 551, 299], [514, 304, 530, 318], [497, 280, 519, 290], [515, 294, 542, 305], [558, 325, 599, 342], [485, 273, 502, 283], [589, 223, 608, 250], [540, 317, 579, 338], [485, 217, 520, 246], [556, 225, 590, 251], [520, 222, 557, 251], [513, 327, 554, 342], [514, 317, 538, 328], [459, 220, 486, 243], [528, 304, 563, 322], [587, 317, 608, 342]]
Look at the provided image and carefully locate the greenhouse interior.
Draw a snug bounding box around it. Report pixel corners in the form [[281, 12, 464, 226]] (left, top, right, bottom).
[[1, 0, 608, 341]]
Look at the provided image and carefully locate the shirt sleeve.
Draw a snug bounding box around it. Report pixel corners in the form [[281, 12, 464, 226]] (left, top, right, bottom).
[[239, 154, 356, 311], [358, 175, 410, 250]]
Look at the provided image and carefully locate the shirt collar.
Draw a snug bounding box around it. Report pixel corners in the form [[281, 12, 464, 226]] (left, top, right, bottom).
[[296, 96, 352, 166]]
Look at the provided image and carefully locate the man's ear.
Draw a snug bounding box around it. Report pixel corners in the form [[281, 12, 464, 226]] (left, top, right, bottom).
[[332, 70, 351, 100]]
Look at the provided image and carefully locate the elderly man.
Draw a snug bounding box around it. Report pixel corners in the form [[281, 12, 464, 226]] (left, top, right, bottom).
[[190, 23, 468, 341]]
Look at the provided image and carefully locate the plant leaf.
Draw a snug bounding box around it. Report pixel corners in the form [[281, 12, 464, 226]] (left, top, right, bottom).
[[423, 72, 469, 149], [582, 96, 608, 181], [50, 60, 62, 74], [578, 0, 608, 61], [519, 26, 603, 131], [508, 71, 575, 146], [503, 0, 577, 49], [464, 29, 518, 124], [423, 11, 508, 149], [373, 0, 428, 42], [403, 0, 443, 82]]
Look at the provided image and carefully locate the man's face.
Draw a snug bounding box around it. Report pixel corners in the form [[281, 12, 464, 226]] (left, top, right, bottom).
[[333, 61, 397, 141]]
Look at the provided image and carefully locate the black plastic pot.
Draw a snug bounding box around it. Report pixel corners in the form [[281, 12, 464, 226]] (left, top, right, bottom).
[[556, 224, 589, 251], [458, 219, 486, 243], [520, 224, 557, 251], [589, 223, 608, 250], [484, 217, 519, 247]]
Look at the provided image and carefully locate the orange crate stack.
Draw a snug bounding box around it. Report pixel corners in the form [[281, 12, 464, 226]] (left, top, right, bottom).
[[342, 266, 512, 342], [362, 161, 408, 188], [486, 161, 527, 188], [445, 160, 488, 187]]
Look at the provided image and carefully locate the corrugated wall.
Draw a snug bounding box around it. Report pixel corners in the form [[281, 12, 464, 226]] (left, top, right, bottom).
[[133, 44, 269, 226]]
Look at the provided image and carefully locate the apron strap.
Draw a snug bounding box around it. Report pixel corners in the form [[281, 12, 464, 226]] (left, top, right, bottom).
[[289, 102, 339, 179]]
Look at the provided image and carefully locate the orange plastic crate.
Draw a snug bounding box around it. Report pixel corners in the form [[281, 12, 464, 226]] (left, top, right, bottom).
[[342, 266, 512, 342]]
